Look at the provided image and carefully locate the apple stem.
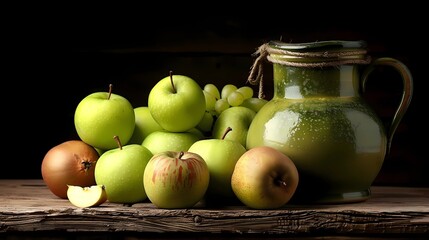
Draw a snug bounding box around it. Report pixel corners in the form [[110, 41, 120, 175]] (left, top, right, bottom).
[[113, 135, 123, 150], [169, 71, 177, 94], [179, 151, 184, 159], [108, 84, 113, 100], [221, 127, 232, 140]]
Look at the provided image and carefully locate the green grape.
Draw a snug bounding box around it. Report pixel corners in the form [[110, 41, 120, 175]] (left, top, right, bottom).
[[227, 91, 245, 107], [203, 90, 217, 111], [221, 84, 238, 99], [240, 97, 268, 112], [204, 84, 220, 100], [214, 98, 230, 116], [236, 86, 254, 100]]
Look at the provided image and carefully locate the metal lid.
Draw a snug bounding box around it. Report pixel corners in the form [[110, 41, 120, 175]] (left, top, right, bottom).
[[268, 40, 367, 52]]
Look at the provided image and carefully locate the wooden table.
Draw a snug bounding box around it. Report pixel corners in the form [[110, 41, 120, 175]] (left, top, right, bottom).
[[1, 179, 428, 239]]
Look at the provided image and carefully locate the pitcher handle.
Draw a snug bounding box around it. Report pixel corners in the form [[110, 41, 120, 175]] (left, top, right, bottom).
[[361, 57, 413, 154]]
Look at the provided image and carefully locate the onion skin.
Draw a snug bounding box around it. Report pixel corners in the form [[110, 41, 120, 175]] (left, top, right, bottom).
[[41, 140, 99, 198]]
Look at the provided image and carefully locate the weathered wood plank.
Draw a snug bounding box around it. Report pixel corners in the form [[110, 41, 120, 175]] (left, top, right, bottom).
[[0, 179, 428, 238]]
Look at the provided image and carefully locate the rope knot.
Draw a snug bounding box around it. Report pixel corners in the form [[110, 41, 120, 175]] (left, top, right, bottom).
[[246, 41, 371, 100], [247, 43, 269, 99]]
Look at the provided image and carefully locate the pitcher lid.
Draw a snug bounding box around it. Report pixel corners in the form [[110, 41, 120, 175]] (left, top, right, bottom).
[[268, 40, 367, 51]]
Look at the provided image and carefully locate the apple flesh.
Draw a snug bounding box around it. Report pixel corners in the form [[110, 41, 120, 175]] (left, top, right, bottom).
[[67, 184, 107, 208], [231, 146, 299, 209], [143, 151, 210, 209]]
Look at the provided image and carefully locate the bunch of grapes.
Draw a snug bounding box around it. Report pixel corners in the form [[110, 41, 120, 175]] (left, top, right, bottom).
[[197, 83, 268, 135], [203, 83, 267, 117]]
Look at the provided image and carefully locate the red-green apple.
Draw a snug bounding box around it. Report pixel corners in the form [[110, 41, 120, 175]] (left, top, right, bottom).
[[188, 127, 246, 202], [148, 72, 206, 132], [94, 136, 153, 204], [143, 151, 210, 209], [128, 106, 164, 145], [67, 184, 107, 208], [74, 84, 135, 150], [211, 106, 256, 148], [142, 130, 201, 155], [231, 146, 299, 209]]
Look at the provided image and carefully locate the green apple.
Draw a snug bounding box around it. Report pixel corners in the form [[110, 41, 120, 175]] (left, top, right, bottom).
[[94, 147, 105, 156], [188, 127, 247, 202], [231, 146, 299, 209], [196, 111, 214, 134], [74, 84, 135, 150], [187, 128, 205, 140], [211, 106, 256, 148], [148, 72, 206, 132], [94, 136, 153, 204], [67, 184, 107, 208], [143, 151, 210, 209], [142, 130, 200, 155], [128, 106, 164, 145]]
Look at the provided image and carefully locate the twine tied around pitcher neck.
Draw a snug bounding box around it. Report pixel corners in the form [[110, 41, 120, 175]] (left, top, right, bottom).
[[247, 42, 372, 99]]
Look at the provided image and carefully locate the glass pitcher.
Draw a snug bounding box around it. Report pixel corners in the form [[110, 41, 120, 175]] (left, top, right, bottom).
[[246, 40, 413, 204]]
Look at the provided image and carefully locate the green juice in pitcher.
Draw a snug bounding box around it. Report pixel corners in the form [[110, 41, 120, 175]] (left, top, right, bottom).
[[246, 40, 413, 203]]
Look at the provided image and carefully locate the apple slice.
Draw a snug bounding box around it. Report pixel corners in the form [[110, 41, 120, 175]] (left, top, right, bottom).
[[67, 184, 107, 208]]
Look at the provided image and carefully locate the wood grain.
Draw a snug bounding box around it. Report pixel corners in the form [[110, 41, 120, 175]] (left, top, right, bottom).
[[0, 179, 428, 239]]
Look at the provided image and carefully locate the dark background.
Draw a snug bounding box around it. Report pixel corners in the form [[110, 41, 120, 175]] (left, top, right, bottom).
[[4, 12, 427, 187]]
